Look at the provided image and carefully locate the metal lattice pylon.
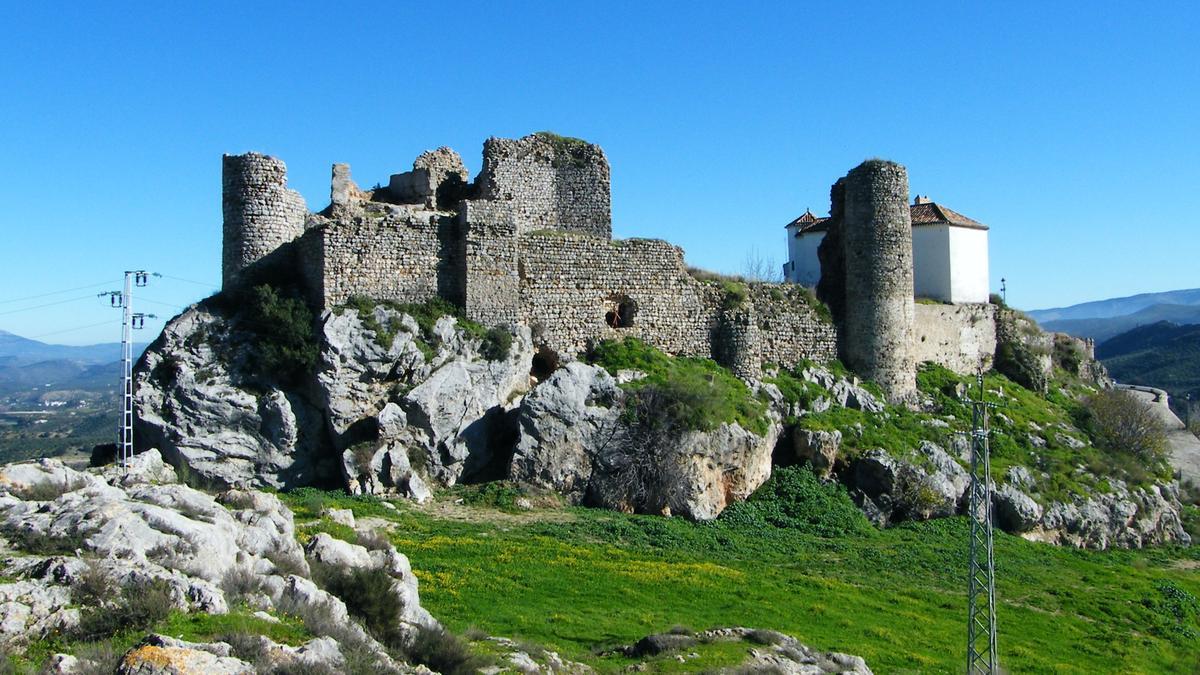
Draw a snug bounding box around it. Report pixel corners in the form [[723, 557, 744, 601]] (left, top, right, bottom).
[[966, 371, 999, 673], [102, 271, 151, 470]]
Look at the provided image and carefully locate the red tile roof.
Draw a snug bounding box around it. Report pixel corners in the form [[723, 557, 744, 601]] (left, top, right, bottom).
[[910, 202, 987, 229], [787, 200, 987, 236]]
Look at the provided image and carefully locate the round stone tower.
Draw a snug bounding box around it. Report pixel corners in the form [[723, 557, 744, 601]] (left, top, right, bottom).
[[841, 160, 916, 403], [222, 153, 308, 288]]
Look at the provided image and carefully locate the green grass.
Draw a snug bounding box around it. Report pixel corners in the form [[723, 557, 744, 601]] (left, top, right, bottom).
[[587, 337, 768, 434], [336, 296, 511, 361], [276, 483, 1200, 674], [11, 607, 310, 673]]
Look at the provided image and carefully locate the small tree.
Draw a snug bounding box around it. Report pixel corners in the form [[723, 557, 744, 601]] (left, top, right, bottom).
[[1086, 389, 1168, 461], [742, 247, 782, 283]]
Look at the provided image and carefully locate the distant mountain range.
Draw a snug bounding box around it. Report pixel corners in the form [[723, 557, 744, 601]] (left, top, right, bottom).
[[0, 330, 148, 400], [0, 330, 148, 368], [1028, 288, 1200, 324]]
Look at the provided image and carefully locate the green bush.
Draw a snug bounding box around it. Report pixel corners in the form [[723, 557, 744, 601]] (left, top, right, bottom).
[[994, 339, 1047, 393], [479, 326, 513, 361], [1085, 389, 1168, 462], [207, 284, 320, 385], [719, 465, 875, 537], [74, 577, 175, 641], [588, 337, 767, 435], [311, 563, 406, 648], [407, 625, 494, 675]]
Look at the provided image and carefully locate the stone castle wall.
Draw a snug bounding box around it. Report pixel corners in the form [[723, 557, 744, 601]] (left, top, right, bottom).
[[474, 135, 611, 238], [912, 303, 997, 375], [515, 232, 837, 371], [221, 153, 308, 288], [839, 160, 917, 402], [303, 203, 458, 309]]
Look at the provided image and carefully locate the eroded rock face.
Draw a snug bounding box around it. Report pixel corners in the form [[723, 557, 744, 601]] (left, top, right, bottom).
[[323, 310, 534, 493], [0, 453, 437, 672], [135, 305, 332, 489], [1033, 481, 1190, 549], [850, 443, 967, 526], [509, 363, 779, 520]]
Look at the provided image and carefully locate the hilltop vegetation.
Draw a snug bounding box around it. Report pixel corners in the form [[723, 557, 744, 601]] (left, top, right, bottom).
[[283, 483, 1200, 674]]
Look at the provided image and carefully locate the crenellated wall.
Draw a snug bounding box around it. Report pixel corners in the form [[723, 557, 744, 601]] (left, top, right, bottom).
[[221, 153, 308, 288]]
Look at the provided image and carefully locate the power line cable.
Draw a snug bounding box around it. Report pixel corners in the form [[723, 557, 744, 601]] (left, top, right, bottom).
[[26, 320, 116, 340], [0, 295, 98, 317], [155, 274, 218, 288], [0, 280, 118, 305]]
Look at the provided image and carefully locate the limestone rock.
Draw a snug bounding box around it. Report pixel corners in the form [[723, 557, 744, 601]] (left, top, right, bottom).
[[850, 445, 966, 525], [135, 305, 332, 489], [511, 363, 778, 520], [794, 429, 842, 478], [509, 362, 623, 502], [116, 634, 253, 675], [1033, 482, 1190, 549], [993, 483, 1043, 533]]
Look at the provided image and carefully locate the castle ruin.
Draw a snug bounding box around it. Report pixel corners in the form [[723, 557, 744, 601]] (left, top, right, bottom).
[[220, 132, 998, 399]]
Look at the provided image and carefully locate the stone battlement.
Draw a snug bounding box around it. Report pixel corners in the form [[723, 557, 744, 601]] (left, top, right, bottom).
[[220, 135, 994, 384]]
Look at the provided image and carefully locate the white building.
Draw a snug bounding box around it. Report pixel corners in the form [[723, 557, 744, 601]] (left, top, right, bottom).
[[783, 196, 990, 304]]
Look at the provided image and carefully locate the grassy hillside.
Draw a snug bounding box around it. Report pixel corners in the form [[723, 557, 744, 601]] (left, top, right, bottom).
[[283, 481, 1200, 674], [1099, 321, 1200, 401]]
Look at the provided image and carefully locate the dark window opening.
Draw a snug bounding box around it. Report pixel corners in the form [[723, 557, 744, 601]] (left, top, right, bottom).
[[605, 296, 637, 328], [530, 346, 561, 382]]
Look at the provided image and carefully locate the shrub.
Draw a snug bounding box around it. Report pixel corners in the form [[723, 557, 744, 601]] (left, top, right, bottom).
[[74, 564, 117, 607], [479, 326, 513, 361], [6, 527, 85, 555], [407, 625, 493, 675], [311, 563, 406, 648], [1085, 389, 1168, 461], [16, 476, 89, 501], [719, 465, 875, 538], [243, 285, 320, 384], [221, 566, 266, 602], [994, 339, 1047, 393], [356, 528, 393, 552], [74, 577, 175, 641], [587, 337, 767, 435]]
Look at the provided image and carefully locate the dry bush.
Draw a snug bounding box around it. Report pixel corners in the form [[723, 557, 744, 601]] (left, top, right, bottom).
[[1086, 389, 1168, 461]]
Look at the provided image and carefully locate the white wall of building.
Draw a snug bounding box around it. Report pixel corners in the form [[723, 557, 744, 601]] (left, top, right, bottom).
[[785, 231, 825, 286], [786, 221, 989, 303], [947, 226, 989, 303], [912, 225, 952, 301]]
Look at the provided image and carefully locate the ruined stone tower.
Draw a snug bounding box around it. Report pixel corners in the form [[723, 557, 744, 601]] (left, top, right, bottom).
[[221, 153, 308, 288], [839, 160, 917, 402]]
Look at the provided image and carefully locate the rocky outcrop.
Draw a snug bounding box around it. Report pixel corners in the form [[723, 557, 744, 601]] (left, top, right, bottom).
[[614, 627, 871, 674], [849, 441, 968, 526], [317, 306, 533, 495], [0, 452, 434, 670], [1031, 480, 1190, 549], [509, 363, 779, 520], [135, 305, 332, 489], [136, 300, 532, 497]]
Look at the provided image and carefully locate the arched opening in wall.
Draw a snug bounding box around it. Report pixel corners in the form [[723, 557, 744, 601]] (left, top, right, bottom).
[[530, 346, 561, 382], [604, 295, 637, 329]]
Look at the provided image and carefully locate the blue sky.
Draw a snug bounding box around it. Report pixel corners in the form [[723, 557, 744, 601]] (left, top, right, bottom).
[[1, 2, 1196, 344]]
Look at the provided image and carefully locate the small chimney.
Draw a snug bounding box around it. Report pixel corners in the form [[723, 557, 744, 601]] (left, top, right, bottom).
[[914, 195, 932, 205]]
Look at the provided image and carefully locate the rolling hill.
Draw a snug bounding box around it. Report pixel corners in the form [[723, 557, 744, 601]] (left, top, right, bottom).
[[1097, 321, 1200, 404], [1028, 287, 1200, 324], [1042, 303, 1200, 342]]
